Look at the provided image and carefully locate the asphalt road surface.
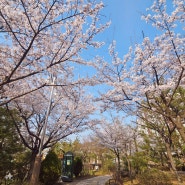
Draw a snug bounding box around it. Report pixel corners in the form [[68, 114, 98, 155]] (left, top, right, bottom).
[[75, 175, 111, 185], [60, 175, 111, 185]]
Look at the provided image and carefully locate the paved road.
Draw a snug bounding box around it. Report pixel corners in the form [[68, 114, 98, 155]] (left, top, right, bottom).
[[75, 175, 111, 185], [60, 175, 111, 185]]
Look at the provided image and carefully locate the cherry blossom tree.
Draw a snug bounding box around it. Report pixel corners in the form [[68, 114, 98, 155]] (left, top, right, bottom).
[[91, 117, 135, 184], [93, 0, 185, 141], [0, 1, 110, 184], [7, 79, 95, 180], [0, 0, 109, 106]]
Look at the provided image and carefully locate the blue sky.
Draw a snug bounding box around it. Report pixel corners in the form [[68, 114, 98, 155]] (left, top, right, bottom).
[[76, 0, 159, 78], [70, 0, 180, 140], [98, 0, 156, 56], [76, 0, 161, 87], [71, 0, 158, 140]]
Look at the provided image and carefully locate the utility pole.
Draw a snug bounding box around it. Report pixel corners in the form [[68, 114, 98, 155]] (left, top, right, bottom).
[[29, 77, 55, 185]]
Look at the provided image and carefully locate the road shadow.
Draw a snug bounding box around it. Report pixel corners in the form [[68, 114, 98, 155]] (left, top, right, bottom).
[[54, 175, 97, 185]]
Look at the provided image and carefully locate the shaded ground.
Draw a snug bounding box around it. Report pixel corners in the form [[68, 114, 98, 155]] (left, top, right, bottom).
[[74, 175, 111, 185], [123, 171, 185, 185], [55, 175, 99, 185], [55, 172, 185, 185]]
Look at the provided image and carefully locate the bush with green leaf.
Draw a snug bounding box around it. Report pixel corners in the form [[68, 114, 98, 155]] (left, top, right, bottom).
[[131, 152, 148, 174], [39, 151, 62, 185], [137, 168, 172, 185], [104, 160, 116, 174], [73, 157, 83, 177]]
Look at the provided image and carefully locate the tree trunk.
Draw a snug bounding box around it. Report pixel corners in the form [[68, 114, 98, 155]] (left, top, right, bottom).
[[115, 153, 123, 185], [173, 116, 185, 143], [117, 153, 121, 173], [159, 151, 164, 167], [165, 141, 182, 183], [27, 150, 38, 181], [125, 154, 133, 185], [134, 136, 138, 152], [29, 155, 42, 185]]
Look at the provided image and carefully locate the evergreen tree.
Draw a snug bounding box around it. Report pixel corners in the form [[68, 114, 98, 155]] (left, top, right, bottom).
[[0, 107, 25, 183], [40, 150, 62, 185], [73, 157, 83, 177]]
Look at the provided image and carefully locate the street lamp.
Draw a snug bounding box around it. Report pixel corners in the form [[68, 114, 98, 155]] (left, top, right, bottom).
[[29, 77, 55, 185]]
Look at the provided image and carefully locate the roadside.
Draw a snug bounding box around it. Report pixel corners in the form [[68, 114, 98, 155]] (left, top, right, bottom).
[[55, 175, 111, 185], [55, 175, 98, 185]]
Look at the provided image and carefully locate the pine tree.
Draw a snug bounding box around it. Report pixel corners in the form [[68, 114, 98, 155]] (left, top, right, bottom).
[[0, 107, 25, 182]]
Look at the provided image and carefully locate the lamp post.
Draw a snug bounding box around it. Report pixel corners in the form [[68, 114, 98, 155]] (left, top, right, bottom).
[[29, 77, 55, 185]]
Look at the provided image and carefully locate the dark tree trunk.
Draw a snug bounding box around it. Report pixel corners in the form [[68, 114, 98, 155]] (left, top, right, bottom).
[[27, 149, 39, 181], [165, 140, 182, 183]]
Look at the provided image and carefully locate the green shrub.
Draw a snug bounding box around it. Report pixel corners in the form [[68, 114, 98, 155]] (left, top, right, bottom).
[[131, 152, 148, 174], [39, 151, 62, 185], [137, 168, 172, 185], [73, 157, 83, 177]]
